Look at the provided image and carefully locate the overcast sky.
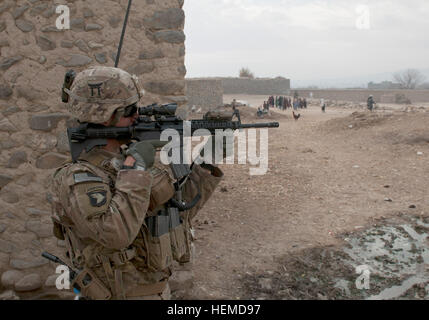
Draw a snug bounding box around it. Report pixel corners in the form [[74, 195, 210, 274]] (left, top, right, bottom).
[[183, 0, 429, 87]]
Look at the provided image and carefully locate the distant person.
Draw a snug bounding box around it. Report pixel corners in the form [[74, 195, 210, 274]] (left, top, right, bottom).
[[293, 99, 299, 111], [367, 95, 376, 111], [303, 98, 307, 109], [321, 98, 326, 113]]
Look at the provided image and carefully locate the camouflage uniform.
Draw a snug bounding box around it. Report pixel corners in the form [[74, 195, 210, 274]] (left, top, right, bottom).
[[50, 67, 223, 300]]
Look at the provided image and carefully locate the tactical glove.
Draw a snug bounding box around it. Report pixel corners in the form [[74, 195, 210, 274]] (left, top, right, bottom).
[[125, 141, 156, 170]]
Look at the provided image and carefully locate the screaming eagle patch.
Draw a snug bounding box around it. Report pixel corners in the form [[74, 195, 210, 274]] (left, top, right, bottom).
[[87, 190, 107, 207]]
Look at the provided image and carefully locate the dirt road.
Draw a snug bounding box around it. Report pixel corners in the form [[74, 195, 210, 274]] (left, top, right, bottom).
[[183, 97, 429, 300]]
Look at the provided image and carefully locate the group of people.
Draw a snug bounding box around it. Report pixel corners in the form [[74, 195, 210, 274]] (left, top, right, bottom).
[[263, 95, 307, 111]]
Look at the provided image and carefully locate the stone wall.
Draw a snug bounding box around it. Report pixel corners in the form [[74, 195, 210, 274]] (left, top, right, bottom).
[[292, 89, 429, 103], [0, 0, 186, 298], [186, 79, 223, 111]]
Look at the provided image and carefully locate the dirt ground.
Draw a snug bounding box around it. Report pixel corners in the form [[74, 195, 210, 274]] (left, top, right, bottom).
[[180, 95, 429, 300]]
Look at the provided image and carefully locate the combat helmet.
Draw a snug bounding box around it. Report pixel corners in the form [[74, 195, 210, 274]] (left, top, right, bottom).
[[65, 66, 143, 124]]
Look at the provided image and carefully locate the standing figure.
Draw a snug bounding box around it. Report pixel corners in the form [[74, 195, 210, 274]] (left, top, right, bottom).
[[50, 67, 225, 300]]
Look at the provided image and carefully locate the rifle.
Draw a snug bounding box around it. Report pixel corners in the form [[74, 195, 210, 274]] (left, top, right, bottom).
[[67, 103, 280, 164]]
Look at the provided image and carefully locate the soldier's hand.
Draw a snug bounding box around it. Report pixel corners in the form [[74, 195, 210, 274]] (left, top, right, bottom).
[[124, 141, 156, 170]]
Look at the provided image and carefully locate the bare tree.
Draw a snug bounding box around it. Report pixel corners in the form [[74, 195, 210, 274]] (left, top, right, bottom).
[[239, 67, 254, 79], [393, 69, 426, 89]]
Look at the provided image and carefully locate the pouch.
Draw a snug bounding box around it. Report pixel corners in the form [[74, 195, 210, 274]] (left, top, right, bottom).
[[149, 167, 175, 211], [72, 268, 112, 300]]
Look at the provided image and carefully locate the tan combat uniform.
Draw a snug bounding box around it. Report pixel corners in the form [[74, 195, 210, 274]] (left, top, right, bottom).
[[50, 148, 223, 300]]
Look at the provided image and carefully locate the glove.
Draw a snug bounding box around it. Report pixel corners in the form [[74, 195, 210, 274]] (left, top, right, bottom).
[[124, 141, 156, 170]]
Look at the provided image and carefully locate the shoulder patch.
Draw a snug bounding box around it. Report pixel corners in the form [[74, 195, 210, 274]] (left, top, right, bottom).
[[74, 172, 103, 184], [87, 190, 107, 207]]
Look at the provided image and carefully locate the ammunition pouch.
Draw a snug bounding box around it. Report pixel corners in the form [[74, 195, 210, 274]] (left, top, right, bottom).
[[72, 268, 112, 300], [149, 166, 176, 211], [143, 207, 192, 271]]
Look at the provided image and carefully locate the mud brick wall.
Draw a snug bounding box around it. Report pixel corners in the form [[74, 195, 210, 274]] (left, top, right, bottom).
[[186, 79, 223, 111], [0, 0, 186, 298], [292, 89, 429, 104], [220, 77, 290, 95]]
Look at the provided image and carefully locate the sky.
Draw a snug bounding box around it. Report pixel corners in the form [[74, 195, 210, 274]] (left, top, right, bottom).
[[183, 0, 429, 87]]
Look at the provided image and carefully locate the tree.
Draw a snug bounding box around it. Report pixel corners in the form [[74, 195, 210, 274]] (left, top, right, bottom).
[[239, 67, 254, 79], [393, 69, 426, 89]]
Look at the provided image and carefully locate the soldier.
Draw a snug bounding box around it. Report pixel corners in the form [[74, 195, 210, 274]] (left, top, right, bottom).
[[50, 66, 225, 300], [367, 95, 376, 111]]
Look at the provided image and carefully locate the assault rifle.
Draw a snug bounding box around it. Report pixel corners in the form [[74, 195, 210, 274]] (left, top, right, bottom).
[[67, 103, 279, 164]]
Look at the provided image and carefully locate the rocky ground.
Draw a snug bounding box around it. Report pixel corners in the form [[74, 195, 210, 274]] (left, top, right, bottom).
[[177, 96, 429, 300]]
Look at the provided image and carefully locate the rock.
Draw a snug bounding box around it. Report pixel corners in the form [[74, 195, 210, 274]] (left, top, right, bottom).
[[42, 6, 55, 18], [12, 4, 29, 19], [16, 86, 43, 101], [85, 23, 103, 31], [143, 8, 185, 30], [83, 8, 94, 18], [30, 3, 48, 15], [0, 191, 19, 204], [15, 274, 42, 292], [15, 173, 35, 186], [42, 6, 56, 19], [0, 39, 9, 47], [169, 270, 194, 292], [95, 52, 107, 64], [36, 35, 56, 51], [126, 61, 155, 75], [40, 25, 61, 32], [15, 19, 34, 32], [0, 21, 5, 33], [0, 118, 17, 132], [35, 152, 68, 169], [24, 134, 57, 152], [2, 106, 21, 116], [70, 18, 85, 31], [409, 205, 416, 209], [0, 2, 12, 15], [0, 224, 7, 233], [0, 174, 13, 188], [57, 54, 92, 67], [56, 132, 70, 153], [0, 138, 19, 150], [178, 46, 185, 57], [10, 257, 48, 270], [25, 220, 52, 238], [177, 65, 187, 76], [74, 39, 89, 53], [0, 84, 13, 100], [29, 113, 69, 131], [39, 55, 47, 64], [88, 41, 103, 49], [61, 40, 74, 48], [1, 270, 24, 288], [139, 48, 164, 60], [6, 151, 27, 168], [153, 30, 185, 44], [143, 80, 185, 95], [108, 16, 121, 28], [0, 55, 24, 71], [0, 239, 18, 254], [44, 274, 58, 287], [26, 208, 50, 217], [0, 290, 20, 300]]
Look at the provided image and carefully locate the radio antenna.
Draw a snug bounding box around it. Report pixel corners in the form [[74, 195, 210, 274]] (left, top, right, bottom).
[[115, 0, 133, 68]]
